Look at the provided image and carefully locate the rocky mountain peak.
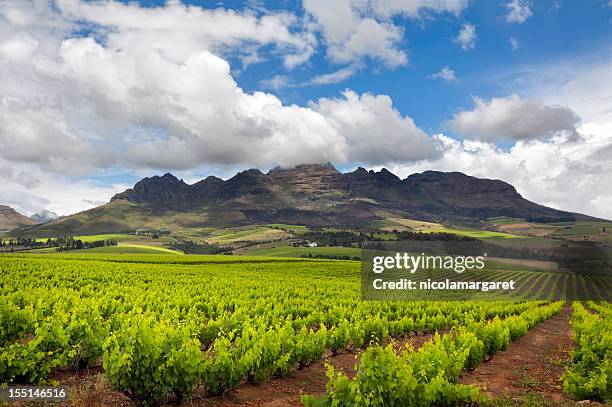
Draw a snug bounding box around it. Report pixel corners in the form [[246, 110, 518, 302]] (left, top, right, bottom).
[[268, 163, 342, 193], [111, 172, 189, 204]]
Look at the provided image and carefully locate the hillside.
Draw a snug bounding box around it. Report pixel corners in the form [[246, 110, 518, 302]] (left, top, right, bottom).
[[14, 164, 595, 236], [0, 205, 36, 232]]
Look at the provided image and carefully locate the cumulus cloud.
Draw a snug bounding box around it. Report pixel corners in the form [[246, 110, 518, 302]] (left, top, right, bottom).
[[58, 0, 316, 70], [455, 23, 476, 50], [449, 95, 580, 142], [0, 98, 102, 173], [0, 190, 50, 215], [303, 0, 468, 67], [0, 157, 129, 216], [0, 0, 440, 176], [0, 165, 40, 189], [314, 91, 441, 164], [506, 0, 532, 24], [429, 66, 457, 82]]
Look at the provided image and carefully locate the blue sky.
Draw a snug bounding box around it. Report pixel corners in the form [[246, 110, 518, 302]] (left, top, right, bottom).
[[0, 0, 611, 218]]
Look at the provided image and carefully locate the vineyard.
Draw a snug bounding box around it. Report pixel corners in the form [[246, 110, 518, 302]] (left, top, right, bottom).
[[0, 253, 609, 406]]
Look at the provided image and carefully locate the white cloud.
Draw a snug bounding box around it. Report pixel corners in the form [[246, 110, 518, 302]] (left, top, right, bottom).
[[455, 23, 476, 50], [0, 1, 441, 174], [449, 95, 579, 142], [0, 165, 40, 189], [259, 75, 292, 91], [262, 64, 363, 89], [0, 158, 128, 216], [516, 57, 612, 125], [303, 0, 469, 67], [506, 0, 533, 24], [0, 33, 38, 60], [308, 65, 361, 85], [58, 0, 316, 70], [0, 190, 50, 215], [429, 66, 457, 82], [389, 133, 612, 219], [367, 0, 469, 18], [0, 0, 440, 178], [509, 36, 520, 50], [314, 90, 441, 164]]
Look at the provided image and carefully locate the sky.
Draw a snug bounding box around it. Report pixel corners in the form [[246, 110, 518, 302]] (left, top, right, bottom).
[[0, 0, 611, 219]]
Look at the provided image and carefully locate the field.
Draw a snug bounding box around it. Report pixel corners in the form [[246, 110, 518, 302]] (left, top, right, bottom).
[[377, 217, 443, 232], [205, 226, 290, 245], [425, 227, 521, 239], [1, 253, 609, 406], [72, 244, 184, 255], [248, 244, 361, 258], [23, 234, 136, 244]]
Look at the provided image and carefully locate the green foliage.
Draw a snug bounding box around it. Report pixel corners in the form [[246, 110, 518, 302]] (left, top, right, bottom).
[[307, 302, 563, 406], [103, 315, 203, 406], [563, 302, 611, 402], [201, 336, 242, 396], [0, 297, 36, 346], [0, 253, 565, 405]]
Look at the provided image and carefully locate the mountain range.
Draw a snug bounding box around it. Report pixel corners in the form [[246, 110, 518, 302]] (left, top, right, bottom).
[[12, 164, 595, 236], [0, 205, 36, 233]]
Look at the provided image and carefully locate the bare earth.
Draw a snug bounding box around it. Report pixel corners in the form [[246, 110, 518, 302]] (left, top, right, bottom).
[[459, 305, 588, 406]]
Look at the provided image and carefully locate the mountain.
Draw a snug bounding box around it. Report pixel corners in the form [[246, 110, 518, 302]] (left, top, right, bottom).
[[14, 164, 595, 236], [30, 210, 59, 224], [0, 205, 37, 232]]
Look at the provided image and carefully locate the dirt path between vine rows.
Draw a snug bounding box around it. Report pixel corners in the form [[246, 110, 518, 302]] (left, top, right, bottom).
[[458, 304, 580, 406]]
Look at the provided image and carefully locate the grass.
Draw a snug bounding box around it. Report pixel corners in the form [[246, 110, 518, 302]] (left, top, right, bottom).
[[486, 216, 525, 225], [28, 234, 136, 243], [66, 244, 183, 255], [550, 221, 612, 236], [384, 218, 443, 230], [75, 234, 136, 242], [206, 226, 290, 244], [26, 244, 184, 255], [496, 220, 612, 241], [371, 233, 398, 241], [425, 227, 521, 239], [248, 244, 361, 258]]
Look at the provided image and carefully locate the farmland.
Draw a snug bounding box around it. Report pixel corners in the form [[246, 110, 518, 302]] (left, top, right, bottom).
[[0, 253, 609, 406], [247, 244, 361, 258]]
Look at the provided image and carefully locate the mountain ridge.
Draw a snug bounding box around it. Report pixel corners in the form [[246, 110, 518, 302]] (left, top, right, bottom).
[[14, 164, 598, 236], [0, 205, 37, 232]]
